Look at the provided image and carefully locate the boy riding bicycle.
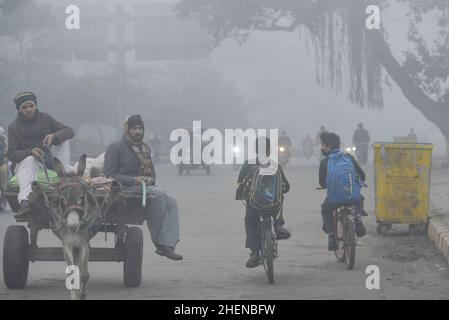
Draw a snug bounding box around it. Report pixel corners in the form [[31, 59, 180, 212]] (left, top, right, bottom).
[[319, 132, 367, 251], [236, 137, 291, 268]]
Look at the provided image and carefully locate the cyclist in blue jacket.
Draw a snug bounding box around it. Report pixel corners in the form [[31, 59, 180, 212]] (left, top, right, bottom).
[[319, 132, 367, 251]]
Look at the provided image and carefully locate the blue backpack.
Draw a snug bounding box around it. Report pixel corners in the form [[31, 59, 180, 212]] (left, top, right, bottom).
[[326, 151, 362, 204]]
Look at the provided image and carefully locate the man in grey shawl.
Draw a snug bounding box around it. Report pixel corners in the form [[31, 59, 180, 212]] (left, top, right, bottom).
[[103, 114, 182, 261]]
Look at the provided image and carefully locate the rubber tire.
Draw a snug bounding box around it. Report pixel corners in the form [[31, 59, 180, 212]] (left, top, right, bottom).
[[344, 219, 356, 270], [377, 223, 390, 237], [262, 228, 275, 284], [345, 245, 356, 270], [334, 214, 346, 263], [3, 225, 29, 289], [123, 227, 143, 287]]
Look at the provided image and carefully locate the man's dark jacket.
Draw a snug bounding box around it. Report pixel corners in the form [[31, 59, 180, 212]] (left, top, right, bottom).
[[352, 128, 370, 144], [103, 136, 156, 187], [319, 150, 365, 188], [7, 111, 74, 165]]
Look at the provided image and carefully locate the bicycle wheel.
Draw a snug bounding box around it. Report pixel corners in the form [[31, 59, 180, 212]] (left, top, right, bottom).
[[344, 218, 356, 270], [334, 213, 346, 263], [261, 220, 275, 284]]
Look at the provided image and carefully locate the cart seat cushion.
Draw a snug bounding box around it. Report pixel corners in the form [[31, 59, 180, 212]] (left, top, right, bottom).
[[6, 169, 60, 192]]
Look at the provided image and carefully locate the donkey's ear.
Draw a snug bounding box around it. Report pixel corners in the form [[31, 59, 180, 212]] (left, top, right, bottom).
[[77, 154, 87, 177], [53, 157, 66, 178]]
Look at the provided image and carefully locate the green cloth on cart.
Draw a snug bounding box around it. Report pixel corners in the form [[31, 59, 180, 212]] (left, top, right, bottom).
[[6, 169, 59, 192]]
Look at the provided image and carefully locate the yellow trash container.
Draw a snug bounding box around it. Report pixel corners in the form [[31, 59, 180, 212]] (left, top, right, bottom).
[[373, 142, 433, 236]]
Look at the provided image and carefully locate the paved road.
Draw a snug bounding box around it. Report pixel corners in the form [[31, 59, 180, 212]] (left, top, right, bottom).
[[1, 162, 449, 299]]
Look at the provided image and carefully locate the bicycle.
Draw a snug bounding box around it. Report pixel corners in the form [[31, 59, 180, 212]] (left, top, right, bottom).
[[259, 212, 278, 284], [317, 187, 359, 270], [333, 204, 358, 270]]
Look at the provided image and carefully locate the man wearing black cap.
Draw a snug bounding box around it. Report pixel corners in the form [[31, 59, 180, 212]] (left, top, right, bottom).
[[7, 91, 75, 219], [103, 114, 183, 261]]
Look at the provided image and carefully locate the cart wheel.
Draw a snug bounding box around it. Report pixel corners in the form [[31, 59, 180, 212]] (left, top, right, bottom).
[[377, 224, 390, 237], [123, 227, 143, 287], [409, 224, 426, 236], [3, 225, 29, 289]]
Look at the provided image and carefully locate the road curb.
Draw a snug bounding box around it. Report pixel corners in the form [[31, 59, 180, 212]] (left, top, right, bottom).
[[427, 217, 449, 265]]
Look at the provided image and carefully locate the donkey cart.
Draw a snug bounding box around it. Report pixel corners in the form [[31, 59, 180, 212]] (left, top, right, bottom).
[[3, 183, 146, 290]]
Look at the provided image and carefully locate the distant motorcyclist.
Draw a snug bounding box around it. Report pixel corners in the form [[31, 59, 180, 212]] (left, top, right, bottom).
[[301, 134, 314, 159], [278, 131, 292, 167], [279, 131, 292, 147], [352, 123, 370, 165]]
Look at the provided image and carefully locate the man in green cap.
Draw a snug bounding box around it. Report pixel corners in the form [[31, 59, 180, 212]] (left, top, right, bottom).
[[7, 91, 75, 219]]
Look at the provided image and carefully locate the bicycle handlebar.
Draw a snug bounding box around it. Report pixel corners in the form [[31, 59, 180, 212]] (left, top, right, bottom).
[[316, 182, 367, 191]]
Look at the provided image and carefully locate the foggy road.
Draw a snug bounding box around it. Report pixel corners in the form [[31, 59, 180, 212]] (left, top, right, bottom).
[[1, 162, 449, 300]]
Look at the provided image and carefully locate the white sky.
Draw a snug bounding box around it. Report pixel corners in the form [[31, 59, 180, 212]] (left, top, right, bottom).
[[34, 0, 448, 154]]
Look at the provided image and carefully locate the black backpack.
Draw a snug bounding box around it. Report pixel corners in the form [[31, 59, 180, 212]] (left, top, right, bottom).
[[245, 165, 283, 213]]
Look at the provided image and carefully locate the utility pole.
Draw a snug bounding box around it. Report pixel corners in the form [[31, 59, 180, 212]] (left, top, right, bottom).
[[115, 4, 126, 137]]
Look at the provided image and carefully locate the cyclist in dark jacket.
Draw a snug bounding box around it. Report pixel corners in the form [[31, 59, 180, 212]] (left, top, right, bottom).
[[236, 137, 291, 268]]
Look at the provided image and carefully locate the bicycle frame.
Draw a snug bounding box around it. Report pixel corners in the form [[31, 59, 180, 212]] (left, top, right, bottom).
[[334, 206, 357, 245]]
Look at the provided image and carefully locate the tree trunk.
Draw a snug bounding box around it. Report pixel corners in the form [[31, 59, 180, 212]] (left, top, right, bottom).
[[368, 30, 449, 140]]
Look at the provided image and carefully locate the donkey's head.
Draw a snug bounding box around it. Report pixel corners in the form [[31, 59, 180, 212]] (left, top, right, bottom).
[[53, 155, 94, 233]]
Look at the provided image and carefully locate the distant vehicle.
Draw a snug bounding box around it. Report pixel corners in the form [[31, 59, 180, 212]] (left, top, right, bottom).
[[232, 145, 242, 172], [177, 129, 211, 175], [278, 145, 290, 168], [344, 145, 357, 157]]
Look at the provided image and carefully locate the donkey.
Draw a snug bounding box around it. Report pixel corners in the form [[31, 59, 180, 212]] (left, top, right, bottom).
[[50, 155, 100, 300]]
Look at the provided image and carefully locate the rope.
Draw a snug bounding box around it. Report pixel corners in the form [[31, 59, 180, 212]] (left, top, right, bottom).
[[141, 180, 147, 207]]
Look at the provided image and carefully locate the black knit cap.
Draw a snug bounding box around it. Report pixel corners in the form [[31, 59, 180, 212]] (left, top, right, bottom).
[[14, 91, 37, 110], [126, 114, 145, 129]]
